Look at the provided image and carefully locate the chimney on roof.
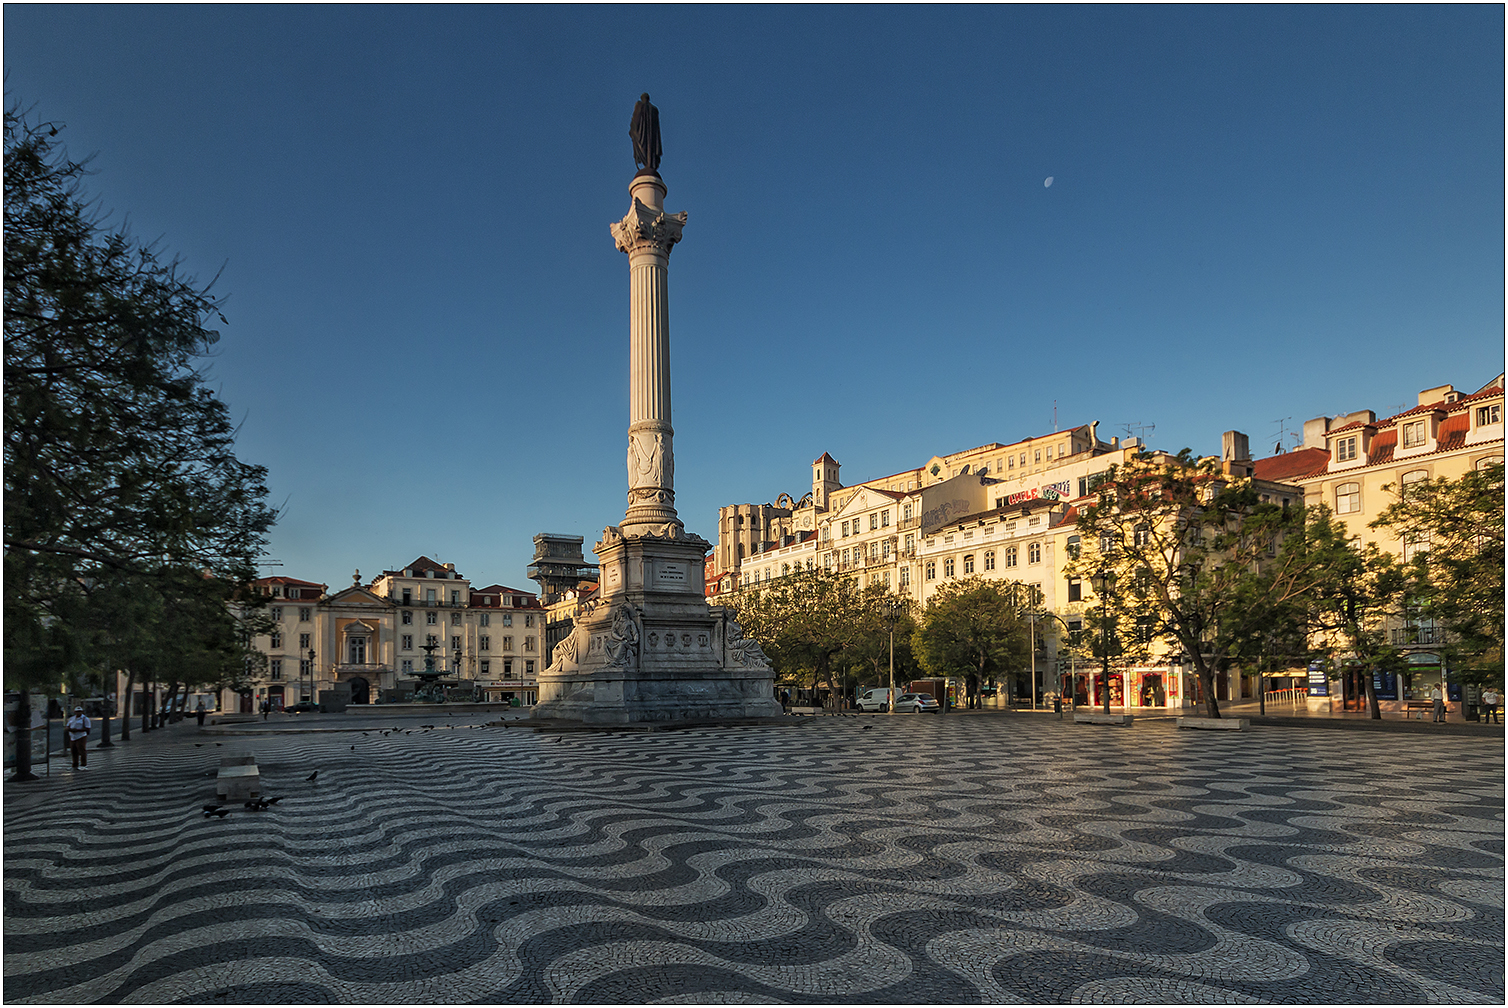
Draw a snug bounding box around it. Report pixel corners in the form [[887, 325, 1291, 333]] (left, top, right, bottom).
[[1419, 383, 1457, 406], [1221, 431, 1250, 463]]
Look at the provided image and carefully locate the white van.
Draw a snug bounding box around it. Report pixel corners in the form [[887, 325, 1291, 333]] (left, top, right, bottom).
[[856, 688, 903, 713]]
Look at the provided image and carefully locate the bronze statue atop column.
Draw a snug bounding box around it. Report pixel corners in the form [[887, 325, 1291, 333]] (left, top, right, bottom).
[[630, 92, 662, 174]]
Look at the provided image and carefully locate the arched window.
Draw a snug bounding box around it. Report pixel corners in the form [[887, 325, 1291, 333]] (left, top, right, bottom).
[[1005, 546, 1018, 568], [984, 550, 995, 571], [944, 557, 956, 577], [1335, 482, 1360, 515], [1477, 455, 1502, 470], [1028, 543, 1042, 564], [925, 561, 936, 580], [963, 554, 975, 574], [1400, 469, 1429, 498], [1066, 535, 1081, 560]]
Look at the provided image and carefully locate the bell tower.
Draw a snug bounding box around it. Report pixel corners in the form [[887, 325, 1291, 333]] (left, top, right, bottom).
[[812, 452, 841, 512]]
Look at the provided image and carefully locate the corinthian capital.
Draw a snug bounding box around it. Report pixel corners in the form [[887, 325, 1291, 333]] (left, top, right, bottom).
[[611, 198, 687, 256]]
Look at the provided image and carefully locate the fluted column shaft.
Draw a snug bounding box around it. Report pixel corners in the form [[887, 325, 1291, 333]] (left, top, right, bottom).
[[611, 172, 686, 534]]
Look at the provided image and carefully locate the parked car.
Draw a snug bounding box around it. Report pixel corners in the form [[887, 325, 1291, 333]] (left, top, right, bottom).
[[285, 701, 322, 714], [856, 688, 903, 713], [893, 692, 940, 713]]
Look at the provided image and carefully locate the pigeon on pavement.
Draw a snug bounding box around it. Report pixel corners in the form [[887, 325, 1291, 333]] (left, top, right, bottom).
[[306, 770, 319, 782]]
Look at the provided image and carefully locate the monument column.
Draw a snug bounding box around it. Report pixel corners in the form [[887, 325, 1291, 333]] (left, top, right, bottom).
[[531, 93, 779, 724], [612, 172, 686, 535]]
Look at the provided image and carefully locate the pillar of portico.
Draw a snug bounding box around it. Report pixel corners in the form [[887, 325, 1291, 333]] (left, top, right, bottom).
[[611, 172, 687, 537]]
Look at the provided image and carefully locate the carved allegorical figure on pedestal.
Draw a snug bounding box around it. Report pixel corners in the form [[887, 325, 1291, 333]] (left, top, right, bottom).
[[723, 612, 771, 669], [630, 93, 662, 174], [603, 603, 641, 670]]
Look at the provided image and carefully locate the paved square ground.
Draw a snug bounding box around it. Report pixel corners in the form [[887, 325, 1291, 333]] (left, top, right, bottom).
[[5, 715, 1502, 1003]]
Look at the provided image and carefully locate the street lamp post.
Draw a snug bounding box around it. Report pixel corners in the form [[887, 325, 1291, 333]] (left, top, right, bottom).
[[1040, 612, 1077, 718], [306, 648, 316, 706], [1089, 569, 1114, 714], [883, 599, 905, 716]]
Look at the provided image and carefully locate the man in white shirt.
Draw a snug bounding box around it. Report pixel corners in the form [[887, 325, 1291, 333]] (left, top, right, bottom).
[[1483, 688, 1501, 724], [66, 706, 92, 769], [1430, 685, 1446, 723]]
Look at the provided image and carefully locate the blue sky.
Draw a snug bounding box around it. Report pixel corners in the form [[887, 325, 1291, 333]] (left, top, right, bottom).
[[6, 6, 1503, 591]]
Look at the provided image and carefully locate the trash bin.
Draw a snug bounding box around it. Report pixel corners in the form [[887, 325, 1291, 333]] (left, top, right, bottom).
[[510, 697, 521, 708]]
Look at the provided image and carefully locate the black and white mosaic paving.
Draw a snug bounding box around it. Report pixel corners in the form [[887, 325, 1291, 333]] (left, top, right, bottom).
[[5, 716, 1503, 1004]]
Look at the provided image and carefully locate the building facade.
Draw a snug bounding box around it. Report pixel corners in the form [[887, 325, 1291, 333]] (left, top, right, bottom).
[[240, 556, 544, 710], [1252, 374, 1505, 714]]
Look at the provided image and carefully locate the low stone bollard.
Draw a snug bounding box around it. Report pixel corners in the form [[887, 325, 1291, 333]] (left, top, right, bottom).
[[1177, 716, 1249, 731], [216, 755, 260, 801], [1074, 713, 1133, 726]]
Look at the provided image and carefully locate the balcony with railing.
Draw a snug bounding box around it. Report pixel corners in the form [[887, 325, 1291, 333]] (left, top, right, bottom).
[[1390, 625, 1441, 646]]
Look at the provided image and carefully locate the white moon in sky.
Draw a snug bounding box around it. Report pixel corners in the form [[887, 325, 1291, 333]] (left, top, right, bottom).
[[1044, 176, 1054, 187]]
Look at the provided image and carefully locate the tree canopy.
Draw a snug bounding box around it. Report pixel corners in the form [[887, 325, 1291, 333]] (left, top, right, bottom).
[[1372, 461, 1504, 683], [4, 108, 276, 693], [912, 578, 1030, 702], [1068, 453, 1324, 717]]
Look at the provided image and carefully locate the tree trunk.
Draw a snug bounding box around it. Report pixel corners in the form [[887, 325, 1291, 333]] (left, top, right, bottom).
[[142, 678, 153, 733], [119, 669, 133, 741], [1365, 667, 1381, 719], [1197, 658, 1222, 719], [10, 690, 39, 781], [161, 681, 179, 726]]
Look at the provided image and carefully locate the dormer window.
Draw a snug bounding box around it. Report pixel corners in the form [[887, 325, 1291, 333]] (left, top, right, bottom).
[[1477, 404, 1502, 426], [1334, 436, 1358, 462], [1402, 420, 1427, 448]]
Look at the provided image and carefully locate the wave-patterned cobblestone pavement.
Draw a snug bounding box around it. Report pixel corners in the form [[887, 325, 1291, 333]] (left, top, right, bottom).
[[5, 717, 1503, 1003]]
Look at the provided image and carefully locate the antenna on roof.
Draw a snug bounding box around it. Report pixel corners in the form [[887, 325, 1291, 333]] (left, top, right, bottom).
[[1120, 421, 1155, 444], [1053, 400, 1058, 432], [257, 560, 284, 567], [1272, 417, 1292, 455]]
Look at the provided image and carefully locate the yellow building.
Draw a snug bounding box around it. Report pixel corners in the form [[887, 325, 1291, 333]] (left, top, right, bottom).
[[1253, 374, 1504, 714]]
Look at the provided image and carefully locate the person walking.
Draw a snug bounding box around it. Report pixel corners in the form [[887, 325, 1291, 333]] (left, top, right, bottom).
[[260, 699, 270, 721], [195, 700, 207, 727], [66, 706, 92, 770], [1483, 687, 1501, 724], [1431, 684, 1446, 723]]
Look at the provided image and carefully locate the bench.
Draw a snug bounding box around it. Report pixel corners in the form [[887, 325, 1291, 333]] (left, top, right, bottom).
[[215, 756, 260, 801], [1177, 716, 1249, 731], [1074, 712, 1133, 726], [1404, 702, 1434, 720]]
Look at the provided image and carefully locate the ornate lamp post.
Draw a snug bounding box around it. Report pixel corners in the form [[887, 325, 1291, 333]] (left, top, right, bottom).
[[306, 648, 316, 706], [1089, 569, 1115, 714], [883, 598, 906, 715]]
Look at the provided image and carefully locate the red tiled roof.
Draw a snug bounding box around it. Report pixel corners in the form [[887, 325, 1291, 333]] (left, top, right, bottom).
[[473, 584, 536, 597], [1252, 447, 1331, 482], [1436, 413, 1471, 453], [254, 576, 326, 588], [1368, 429, 1397, 464], [812, 452, 839, 465]]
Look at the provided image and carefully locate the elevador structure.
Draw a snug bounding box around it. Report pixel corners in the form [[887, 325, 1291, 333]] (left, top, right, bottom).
[[533, 95, 780, 723]]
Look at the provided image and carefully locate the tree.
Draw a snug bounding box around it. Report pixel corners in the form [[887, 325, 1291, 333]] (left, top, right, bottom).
[[1303, 511, 1408, 719], [841, 587, 920, 692], [1069, 452, 1326, 718], [731, 567, 870, 699], [4, 108, 275, 771], [912, 578, 1030, 706], [1371, 461, 1505, 685]]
